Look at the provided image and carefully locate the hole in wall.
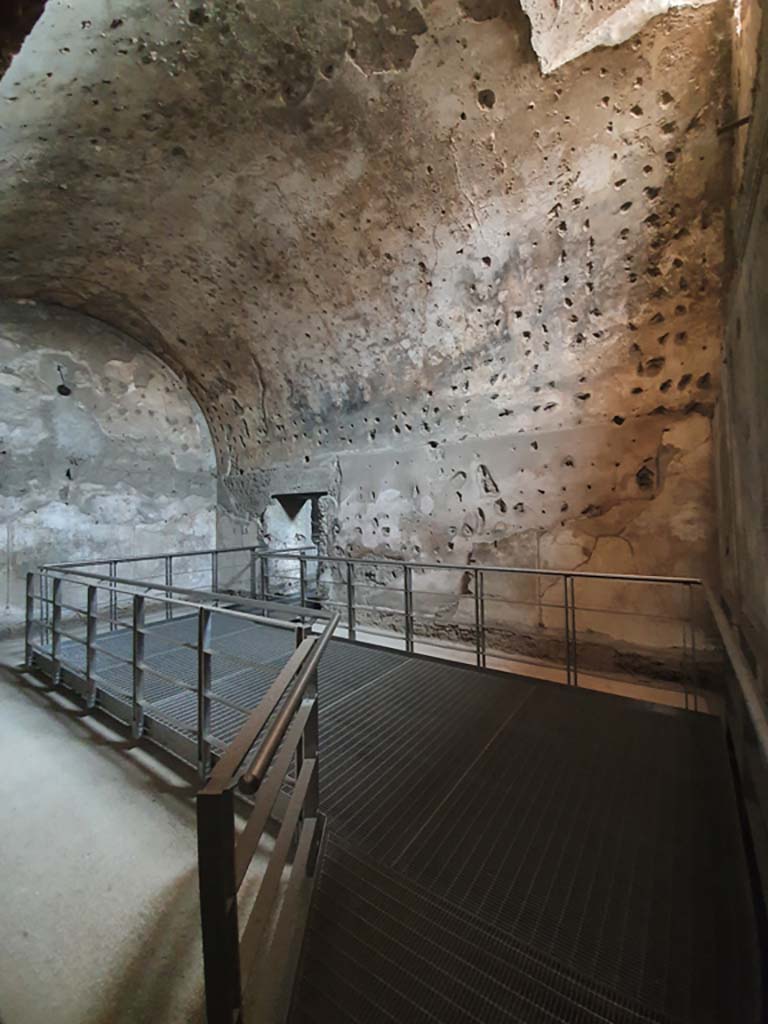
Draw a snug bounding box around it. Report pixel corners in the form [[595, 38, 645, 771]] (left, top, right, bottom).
[[56, 365, 71, 397]]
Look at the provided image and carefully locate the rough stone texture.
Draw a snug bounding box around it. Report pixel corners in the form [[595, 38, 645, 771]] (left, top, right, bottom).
[[520, 0, 718, 74], [716, 0, 768, 673], [0, 2, 734, 655], [0, 301, 216, 621]]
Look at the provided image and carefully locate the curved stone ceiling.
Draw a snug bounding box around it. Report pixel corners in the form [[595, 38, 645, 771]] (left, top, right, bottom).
[[0, 0, 730, 482]]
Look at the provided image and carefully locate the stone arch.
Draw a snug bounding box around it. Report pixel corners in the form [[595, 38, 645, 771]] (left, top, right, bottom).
[[0, 299, 217, 624]]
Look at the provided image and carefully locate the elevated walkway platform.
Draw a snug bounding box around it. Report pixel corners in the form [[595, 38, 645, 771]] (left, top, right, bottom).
[[32, 614, 762, 1024]]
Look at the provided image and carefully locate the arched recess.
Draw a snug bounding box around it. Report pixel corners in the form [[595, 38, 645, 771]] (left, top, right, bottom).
[[0, 299, 217, 625]]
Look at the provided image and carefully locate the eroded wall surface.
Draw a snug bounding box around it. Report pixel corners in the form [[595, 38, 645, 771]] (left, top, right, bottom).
[[716, 0, 768, 664], [0, 1, 735, 653], [0, 301, 216, 621]]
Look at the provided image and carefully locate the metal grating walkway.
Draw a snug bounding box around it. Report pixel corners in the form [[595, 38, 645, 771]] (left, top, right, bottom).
[[302, 641, 761, 1024], [50, 620, 761, 1023]]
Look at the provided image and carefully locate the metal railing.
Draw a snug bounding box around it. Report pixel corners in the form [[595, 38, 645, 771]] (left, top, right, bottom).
[[24, 566, 332, 777], [38, 544, 712, 698], [224, 549, 708, 698], [41, 543, 317, 625], [197, 613, 338, 1024], [23, 546, 768, 1022]]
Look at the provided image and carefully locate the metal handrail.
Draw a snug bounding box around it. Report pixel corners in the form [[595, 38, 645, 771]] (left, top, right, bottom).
[[238, 547, 704, 687], [40, 565, 331, 624], [34, 543, 707, 696], [197, 612, 339, 1024], [261, 549, 702, 586], [41, 542, 315, 570], [239, 618, 338, 794]]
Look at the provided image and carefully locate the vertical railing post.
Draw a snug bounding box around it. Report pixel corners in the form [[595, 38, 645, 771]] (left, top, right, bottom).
[[473, 568, 482, 668], [109, 560, 117, 631], [684, 589, 696, 708], [295, 623, 308, 834], [346, 561, 356, 641], [211, 551, 219, 592], [51, 576, 62, 683], [478, 569, 486, 668], [25, 572, 35, 669], [295, 623, 321, 871], [42, 571, 50, 646], [688, 583, 698, 712], [404, 565, 414, 654], [197, 788, 242, 1024], [249, 546, 257, 598], [132, 594, 146, 738], [165, 556, 173, 621], [569, 575, 578, 687], [563, 575, 572, 685], [86, 585, 98, 708], [260, 554, 269, 603], [299, 555, 307, 610], [304, 696, 320, 818], [296, 642, 319, 816], [198, 606, 213, 779]]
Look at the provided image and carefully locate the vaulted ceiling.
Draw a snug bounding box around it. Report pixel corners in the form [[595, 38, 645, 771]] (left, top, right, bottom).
[[0, 0, 731, 472]]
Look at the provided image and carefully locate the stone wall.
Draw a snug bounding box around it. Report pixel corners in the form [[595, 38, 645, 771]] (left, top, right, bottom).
[[0, 1, 738, 666], [0, 301, 217, 624], [716, 0, 768, 668]]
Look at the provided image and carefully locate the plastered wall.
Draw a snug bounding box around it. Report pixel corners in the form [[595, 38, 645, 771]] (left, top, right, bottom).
[[0, 1, 739, 663], [0, 301, 216, 624]]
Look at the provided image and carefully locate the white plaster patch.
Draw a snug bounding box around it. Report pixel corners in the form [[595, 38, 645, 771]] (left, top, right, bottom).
[[521, 0, 718, 74]]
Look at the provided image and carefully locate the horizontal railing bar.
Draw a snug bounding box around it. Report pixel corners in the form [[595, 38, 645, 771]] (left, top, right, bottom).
[[320, 599, 406, 618], [58, 653, 91, 673], [41, 569, 327, 622], [148, 705, 202, 738], [90, 644, 134, 666], [205, 646, 294, 673], [238, 758, 317, 986], [34, 571, 321, 626], [42, 544, 315, 570], [320, 591, 692, 623], [239, 618, 337, 793], [55, 628, 88, 645], [42, 545, 702, 586], [234, 698, 316, 890], [202, 638, 317, 795], [50, 601, 88, 615], [265, 551, 702, 586], [139, 678, 254, 717]]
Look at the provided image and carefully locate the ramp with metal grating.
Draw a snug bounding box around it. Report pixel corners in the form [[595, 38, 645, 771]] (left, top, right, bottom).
[[296, 645, 761, 1024], [292, 838, 673, 1024], [52, 621, 762, 1022]]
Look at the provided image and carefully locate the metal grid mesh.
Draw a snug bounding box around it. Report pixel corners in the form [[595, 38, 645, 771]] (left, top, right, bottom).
[[51, 618, 760, 1023], [302, 656, 759, 1024], [54, 613, 297, 752], [291, 838, 672, 1024]]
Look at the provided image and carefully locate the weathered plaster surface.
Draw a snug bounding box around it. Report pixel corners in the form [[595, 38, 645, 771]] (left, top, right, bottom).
[[0, 1, 735, 659], [0, 301, 216, 620], [716, 0, 768, 671], [520, 0, 718, 74]]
